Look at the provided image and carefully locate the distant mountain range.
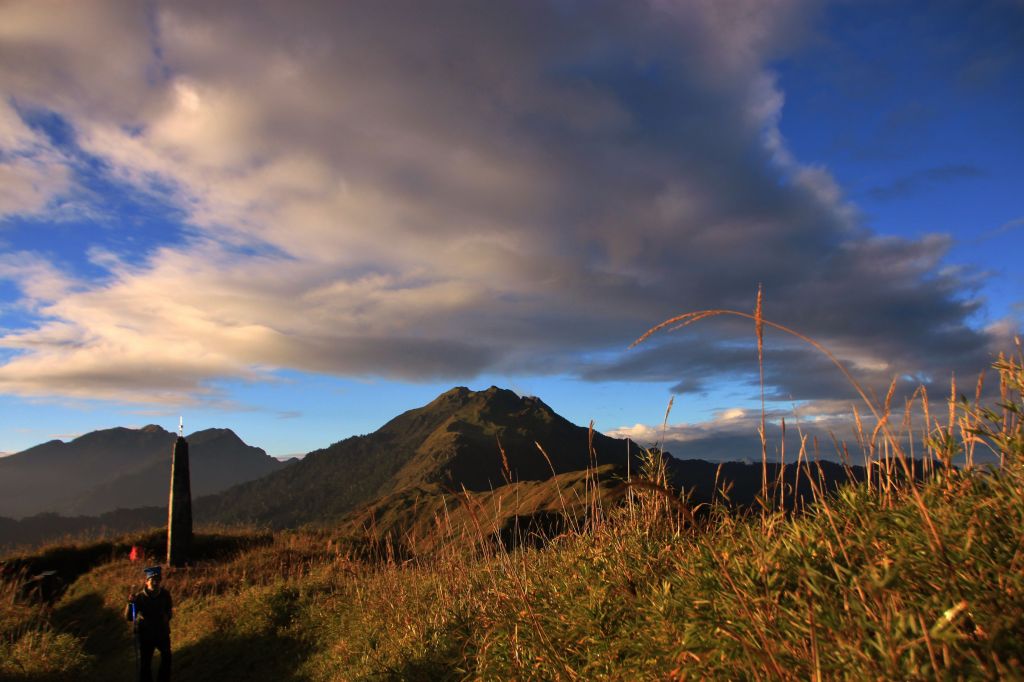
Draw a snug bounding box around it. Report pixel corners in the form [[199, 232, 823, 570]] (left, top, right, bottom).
[[0, 426, 287, 519], [1, 387, 867, 553], [194, 385, 865, 536]]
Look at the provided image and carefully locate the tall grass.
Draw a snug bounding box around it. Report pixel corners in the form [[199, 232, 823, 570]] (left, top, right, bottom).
[[2, 322, 1022, 680]]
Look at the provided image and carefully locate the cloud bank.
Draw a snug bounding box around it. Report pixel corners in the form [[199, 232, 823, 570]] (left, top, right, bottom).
[[0, 0, 1015, 418]]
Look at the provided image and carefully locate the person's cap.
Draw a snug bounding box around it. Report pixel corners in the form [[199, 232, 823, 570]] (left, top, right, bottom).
[[143, 566, 162, 579]]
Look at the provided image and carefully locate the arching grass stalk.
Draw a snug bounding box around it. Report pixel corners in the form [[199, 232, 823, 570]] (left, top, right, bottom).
[[629, 307, 949, 561]]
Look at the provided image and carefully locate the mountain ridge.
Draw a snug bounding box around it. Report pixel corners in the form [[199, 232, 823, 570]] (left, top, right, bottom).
[[0, 426, 286, 519], [1, 386, 868, 550], [196, 386, 633, 528]]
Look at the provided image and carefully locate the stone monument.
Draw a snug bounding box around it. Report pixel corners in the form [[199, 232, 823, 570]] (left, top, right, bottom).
[[167, 417, 192, 567]]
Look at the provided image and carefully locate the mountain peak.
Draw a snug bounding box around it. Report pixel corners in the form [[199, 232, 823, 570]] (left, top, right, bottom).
[[481, 385, 520, 400], [199, 385, 629, 527], [189, 427, 238, 439], [429, 385, 525, 407], [433, 386, 472, 404], [377, 385, 613, 489], [416, 386, 547, 428], [140, 424, 167, 433]]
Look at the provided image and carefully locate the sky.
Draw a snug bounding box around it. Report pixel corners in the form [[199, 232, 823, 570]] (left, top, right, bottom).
[[0, 0, 1021, 461]]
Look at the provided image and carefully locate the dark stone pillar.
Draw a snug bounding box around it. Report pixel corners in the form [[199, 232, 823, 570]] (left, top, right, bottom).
[[167, 436, 192, 567]]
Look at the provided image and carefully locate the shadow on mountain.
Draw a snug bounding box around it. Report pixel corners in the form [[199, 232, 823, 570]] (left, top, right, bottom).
[[41, 585, 137, 675], [53, 592, 128, 656], [169, 579, 314, 681], [495, 509, 577, 550], [0, 671, 89, 682], [173, 629, 314, 682]]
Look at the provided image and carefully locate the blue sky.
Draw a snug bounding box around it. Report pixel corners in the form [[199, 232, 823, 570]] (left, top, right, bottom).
[[0, 0, 1020, 460]]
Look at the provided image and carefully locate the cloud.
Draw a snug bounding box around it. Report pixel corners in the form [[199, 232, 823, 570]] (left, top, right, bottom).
[[0, 0, 155, 119], [606, 394, 955, 464], [0, 252, 76, 306], [0, 100, 73, 217], [606, 398, 862, 462], [989, 216, 1024, 237], [866, 164, 986, 201], [0, 0, 1016, 408], [0, 241, 498, 403]]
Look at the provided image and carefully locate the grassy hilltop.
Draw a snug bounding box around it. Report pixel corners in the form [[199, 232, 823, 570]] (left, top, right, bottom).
[[2, 345, 1023, 680]]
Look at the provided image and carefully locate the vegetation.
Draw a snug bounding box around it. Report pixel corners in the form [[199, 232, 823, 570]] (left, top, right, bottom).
[[2, 332, 1022, 680]]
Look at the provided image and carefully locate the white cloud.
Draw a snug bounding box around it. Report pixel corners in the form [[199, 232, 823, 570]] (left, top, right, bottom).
[[0, 252, 75, 305], [0, 154, 71, 216], [607, 397, 879, 462], [0, 100, 73, 217]]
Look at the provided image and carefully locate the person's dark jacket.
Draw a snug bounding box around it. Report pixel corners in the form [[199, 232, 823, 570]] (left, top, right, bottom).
[[125, 587, 173, 640]]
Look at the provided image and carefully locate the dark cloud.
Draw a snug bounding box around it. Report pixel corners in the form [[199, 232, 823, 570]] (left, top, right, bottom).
[[278, 335, 498, 381]]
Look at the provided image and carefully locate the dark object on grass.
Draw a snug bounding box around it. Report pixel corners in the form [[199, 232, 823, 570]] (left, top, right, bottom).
[[16, 569, 64, 603]]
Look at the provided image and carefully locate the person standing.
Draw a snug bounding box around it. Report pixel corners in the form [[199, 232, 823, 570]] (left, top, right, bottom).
[[125, 565, 173, 682]]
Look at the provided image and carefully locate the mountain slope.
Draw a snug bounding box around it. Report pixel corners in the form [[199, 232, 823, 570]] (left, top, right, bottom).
[[65, 429, 287, 516], [337, 463, 624, 555], [0, 426, 173, 518], [197, 386, 632, 527], [0, 426, 286, 518]]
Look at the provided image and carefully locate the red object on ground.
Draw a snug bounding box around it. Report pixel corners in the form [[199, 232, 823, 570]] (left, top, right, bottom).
[[129, 546, 140, 562]]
